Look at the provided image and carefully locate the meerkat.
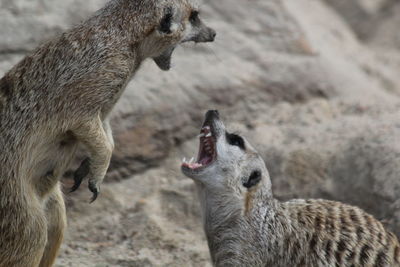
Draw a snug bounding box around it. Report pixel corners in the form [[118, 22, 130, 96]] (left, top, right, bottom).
[[181, 110, 400, 267], [0, 0, 215, 266]]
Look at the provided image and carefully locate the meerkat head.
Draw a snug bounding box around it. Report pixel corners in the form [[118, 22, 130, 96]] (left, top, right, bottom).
[[142, 0, 216, 71], [181, 110, 272, 202]]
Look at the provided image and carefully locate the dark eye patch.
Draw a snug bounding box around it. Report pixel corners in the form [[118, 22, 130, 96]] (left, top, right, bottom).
[[160, 6, 173, 34], [189, 10, 199, 23], [243, 170, 262, 188], [226, 132, 245, 150]]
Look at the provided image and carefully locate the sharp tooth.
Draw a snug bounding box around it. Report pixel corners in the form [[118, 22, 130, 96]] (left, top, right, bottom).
[[189, 157, 194, 163], [183, 157, 186, 163], [205, 133, 212, 137], [198, 133, 205, 138]]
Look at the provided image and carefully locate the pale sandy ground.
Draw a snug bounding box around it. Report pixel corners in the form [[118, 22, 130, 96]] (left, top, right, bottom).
[[1, 0, 400, 266]]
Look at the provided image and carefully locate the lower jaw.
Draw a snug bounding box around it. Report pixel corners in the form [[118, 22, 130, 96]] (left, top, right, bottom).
[[182, 162, 212, 175], [182, 155, 215, 171], [182, 164, 204, 173]]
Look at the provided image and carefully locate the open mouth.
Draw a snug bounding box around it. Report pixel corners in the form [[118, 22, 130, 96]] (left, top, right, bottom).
[[182, 125, 216, 171], [153, 46, 176, 71]]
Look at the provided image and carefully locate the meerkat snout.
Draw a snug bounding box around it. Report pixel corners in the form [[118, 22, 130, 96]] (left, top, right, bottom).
[[151, 1, 216, 71], [181, 110, 270, 196], [185, 10, 216, 43]]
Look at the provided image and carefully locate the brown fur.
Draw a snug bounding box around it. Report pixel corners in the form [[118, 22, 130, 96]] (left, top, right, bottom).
[[0, 0, 215, 265], [244, 189, 255, 215]]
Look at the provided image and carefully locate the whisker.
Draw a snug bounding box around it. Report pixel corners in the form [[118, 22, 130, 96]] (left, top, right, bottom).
[[181, 42, 223, 63], [203, 44, 223, 63]]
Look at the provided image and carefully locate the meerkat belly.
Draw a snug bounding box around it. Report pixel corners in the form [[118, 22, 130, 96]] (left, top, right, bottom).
[[27, 130, 78, 197]]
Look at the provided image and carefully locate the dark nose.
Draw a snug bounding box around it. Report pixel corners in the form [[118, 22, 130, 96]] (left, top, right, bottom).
[[207, 28, 216, 42], [206, 110, 219, 118]]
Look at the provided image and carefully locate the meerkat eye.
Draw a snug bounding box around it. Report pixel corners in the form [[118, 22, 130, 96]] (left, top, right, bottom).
[[189, 10, 199, 23], [243, 170, 262, 188], [226, 133, 245, 150], [160, 7, 173, 34]]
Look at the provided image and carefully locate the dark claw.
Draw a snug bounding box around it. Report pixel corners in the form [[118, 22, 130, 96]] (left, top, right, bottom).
[[88, 181, 99, 203], [70, 157, 91, 193]]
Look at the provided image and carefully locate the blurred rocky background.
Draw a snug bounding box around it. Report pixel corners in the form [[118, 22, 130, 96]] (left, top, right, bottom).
[[1, 0, 400, 266]]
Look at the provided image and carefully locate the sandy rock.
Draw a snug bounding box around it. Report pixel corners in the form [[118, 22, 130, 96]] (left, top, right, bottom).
[[322, 0, 394, 39], [323, 0, 400, 50], [0, 0, 108, 53], [368, 3, 400, 50]]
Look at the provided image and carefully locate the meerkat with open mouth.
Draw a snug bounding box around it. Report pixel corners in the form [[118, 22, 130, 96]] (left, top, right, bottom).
[[182, 110, 400, 267], [0, 0, 215, 265]]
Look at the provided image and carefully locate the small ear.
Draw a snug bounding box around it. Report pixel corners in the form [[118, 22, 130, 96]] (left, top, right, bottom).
[[159, 6, 173, 34], [243, 170, 262, 188]]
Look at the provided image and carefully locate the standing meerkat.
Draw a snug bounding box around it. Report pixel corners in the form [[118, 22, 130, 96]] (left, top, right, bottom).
[[0, 0, 215, 266], [181, 110, 400, 267]]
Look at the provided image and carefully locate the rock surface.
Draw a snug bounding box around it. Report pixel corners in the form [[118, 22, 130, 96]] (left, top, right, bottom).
[[1, 0, 400, 265]]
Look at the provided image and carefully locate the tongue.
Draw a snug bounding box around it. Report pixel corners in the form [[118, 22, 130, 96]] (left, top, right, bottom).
[[199, 155, 212, 165]]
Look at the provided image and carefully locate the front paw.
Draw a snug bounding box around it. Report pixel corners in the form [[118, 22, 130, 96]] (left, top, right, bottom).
[[70, 157, 90, 193]]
